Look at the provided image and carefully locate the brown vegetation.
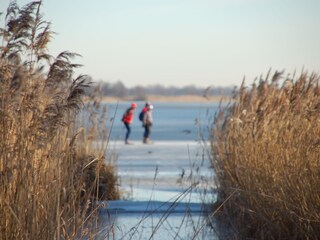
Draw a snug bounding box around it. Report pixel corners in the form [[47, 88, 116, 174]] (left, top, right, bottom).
[[0, 2, 118, 239], [211, 70, 320, 239], [98, 94, 231, 103], [95, 80, 234, 100]]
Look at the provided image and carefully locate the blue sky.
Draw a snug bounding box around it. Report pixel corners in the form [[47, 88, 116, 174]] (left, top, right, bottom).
[[1, 0, 320, 87]]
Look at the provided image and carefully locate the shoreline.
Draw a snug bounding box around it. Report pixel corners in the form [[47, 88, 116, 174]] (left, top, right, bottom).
[[98, 94, 231, 103]]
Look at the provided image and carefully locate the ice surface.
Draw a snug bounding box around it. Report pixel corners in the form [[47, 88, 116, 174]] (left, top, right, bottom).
[[109, 140, 215, 204], [97, 140, 217, 239]]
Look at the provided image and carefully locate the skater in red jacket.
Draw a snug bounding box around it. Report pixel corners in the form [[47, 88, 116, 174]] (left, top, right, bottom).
[[122, 102, 137, 144]]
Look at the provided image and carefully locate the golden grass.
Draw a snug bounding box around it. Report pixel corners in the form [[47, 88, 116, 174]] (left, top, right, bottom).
[[211, 70, 320, 239], [0, 2, 118, 239]]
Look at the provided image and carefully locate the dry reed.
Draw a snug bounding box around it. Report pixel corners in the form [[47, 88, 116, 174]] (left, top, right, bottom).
[[211, 70, 320, 239], [0, 2, 118, 239]]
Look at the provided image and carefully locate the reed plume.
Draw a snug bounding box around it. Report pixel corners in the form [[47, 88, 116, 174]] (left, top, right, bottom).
[[0, 1, 118, 239], [211, 70, 320, 239]]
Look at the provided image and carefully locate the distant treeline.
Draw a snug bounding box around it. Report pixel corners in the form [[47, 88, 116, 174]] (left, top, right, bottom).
[[89, 80, 235, 98]]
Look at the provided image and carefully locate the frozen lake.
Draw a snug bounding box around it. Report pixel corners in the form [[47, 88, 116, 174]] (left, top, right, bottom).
[[112, 140, 215, 203], [96, 140, 218, 239], [82, 101, 220, 142], [93, 102, 220, 239]]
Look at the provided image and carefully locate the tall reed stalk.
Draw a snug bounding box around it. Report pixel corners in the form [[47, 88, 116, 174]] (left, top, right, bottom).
[[0, 2, 118, 239], [211, 70, 320, 239]]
